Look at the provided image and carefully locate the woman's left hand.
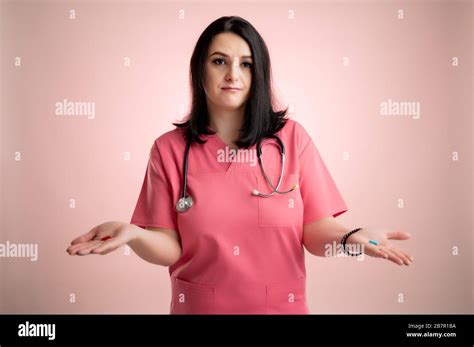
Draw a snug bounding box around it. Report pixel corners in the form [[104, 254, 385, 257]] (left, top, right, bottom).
[[345, 227, 414, 266]]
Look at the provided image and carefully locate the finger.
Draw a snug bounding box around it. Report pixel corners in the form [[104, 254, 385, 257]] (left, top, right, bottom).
[[90, 237, 124, 255], [67, 241, 97, 254], [93, 235, 112, 242], [77, 241, 104, 256], [386, 230, 412, 240], [69, 242, 99, 255], [389, 248, 412, 266], [69, 241, 102, 255], [404, 252, 414, 262], [361, 243, 388, 259], [70, 226, 100, 245], [89, 242, 119, 255], [89, 243, 105, 254], [67, 243, 88, 254], [381, 247, 405, 266]]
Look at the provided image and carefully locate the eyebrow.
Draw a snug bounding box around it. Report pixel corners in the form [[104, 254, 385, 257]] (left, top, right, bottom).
[[209, 51, 253, 59]]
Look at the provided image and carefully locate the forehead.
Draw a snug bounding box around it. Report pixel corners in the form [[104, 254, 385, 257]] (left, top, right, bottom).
[[208, 32, 252, 56]]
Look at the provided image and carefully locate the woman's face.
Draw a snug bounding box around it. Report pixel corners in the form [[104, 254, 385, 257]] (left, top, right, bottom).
[[203, 32, 253, 112]]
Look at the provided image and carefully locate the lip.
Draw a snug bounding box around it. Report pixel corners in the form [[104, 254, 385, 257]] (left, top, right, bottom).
[[222, 87, 241, 92]]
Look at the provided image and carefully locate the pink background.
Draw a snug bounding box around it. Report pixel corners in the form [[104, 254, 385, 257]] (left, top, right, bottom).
[[0, 0, 472, 313]]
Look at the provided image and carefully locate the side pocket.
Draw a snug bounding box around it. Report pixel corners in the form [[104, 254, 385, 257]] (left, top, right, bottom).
[[266, 276, 309, 314], [170, 277, 215, 314]]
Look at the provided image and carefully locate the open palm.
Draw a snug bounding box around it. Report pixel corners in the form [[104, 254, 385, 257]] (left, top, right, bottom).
[[346, 227, 413, 266], [66, 221, 132, 256]]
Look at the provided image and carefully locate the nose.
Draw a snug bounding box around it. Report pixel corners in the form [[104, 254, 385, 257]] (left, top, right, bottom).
[[225, 57, 241, 81]]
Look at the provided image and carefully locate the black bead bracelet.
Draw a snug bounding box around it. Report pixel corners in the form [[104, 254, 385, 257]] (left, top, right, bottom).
[[340, 227, 363, 256]]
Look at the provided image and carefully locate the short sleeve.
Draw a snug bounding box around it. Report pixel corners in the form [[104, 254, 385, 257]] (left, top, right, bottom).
[[298, 131, 348, 225], [130, 140, 178, 231]]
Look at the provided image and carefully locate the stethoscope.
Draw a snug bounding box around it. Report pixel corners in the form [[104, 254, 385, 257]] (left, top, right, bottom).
[[175, 134, 299, 213]]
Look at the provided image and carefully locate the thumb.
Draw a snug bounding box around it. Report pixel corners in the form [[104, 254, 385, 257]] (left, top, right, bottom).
[[386, 230, 411, 240]]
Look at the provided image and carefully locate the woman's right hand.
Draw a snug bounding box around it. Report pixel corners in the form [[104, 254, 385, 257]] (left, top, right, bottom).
[[67, 221, 135, 256]]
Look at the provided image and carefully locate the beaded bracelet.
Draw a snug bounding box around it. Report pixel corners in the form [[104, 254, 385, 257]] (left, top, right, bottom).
[[340, 227, 363, 256]]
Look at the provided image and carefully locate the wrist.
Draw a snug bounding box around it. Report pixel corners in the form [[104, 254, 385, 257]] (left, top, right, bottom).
[[125, 223, 142, 244], [346, 231, 360, 244], [341, 228, 361, 243], [340, 227, 364, 256]]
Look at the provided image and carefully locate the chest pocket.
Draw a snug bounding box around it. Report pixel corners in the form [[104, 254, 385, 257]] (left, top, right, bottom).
[[256, 173, 303, 228]]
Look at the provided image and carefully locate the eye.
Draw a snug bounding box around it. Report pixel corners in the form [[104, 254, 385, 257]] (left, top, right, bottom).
[[212, 58, 253, 69], [212, 58, 225, 65]]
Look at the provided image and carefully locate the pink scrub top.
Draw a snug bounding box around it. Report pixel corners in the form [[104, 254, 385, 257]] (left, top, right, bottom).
[[130, 119, 348, 314]]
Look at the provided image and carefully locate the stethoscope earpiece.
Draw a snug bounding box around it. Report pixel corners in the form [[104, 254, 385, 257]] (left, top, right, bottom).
[[251, 184, 299, 198]]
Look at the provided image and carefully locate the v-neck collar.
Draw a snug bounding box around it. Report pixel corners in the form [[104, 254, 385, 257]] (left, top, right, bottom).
[[202, 131, 256, 173]]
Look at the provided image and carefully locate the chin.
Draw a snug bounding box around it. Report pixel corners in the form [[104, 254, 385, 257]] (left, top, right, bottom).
[[218, 102, 245, 110], [217, 98, 242, 105]]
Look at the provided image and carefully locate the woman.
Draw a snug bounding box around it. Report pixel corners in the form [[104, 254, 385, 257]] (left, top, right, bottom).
[[67, 16, 413, 314]]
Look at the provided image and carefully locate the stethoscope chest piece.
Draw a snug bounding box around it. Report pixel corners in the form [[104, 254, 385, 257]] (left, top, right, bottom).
[[176, 195, 193, 213]]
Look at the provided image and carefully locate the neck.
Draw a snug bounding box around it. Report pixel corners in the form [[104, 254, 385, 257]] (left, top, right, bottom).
[[207, 105, 245, 148]]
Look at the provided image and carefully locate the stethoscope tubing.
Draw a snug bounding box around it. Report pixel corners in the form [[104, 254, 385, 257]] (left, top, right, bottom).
[[176, 134, 297, 212]]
